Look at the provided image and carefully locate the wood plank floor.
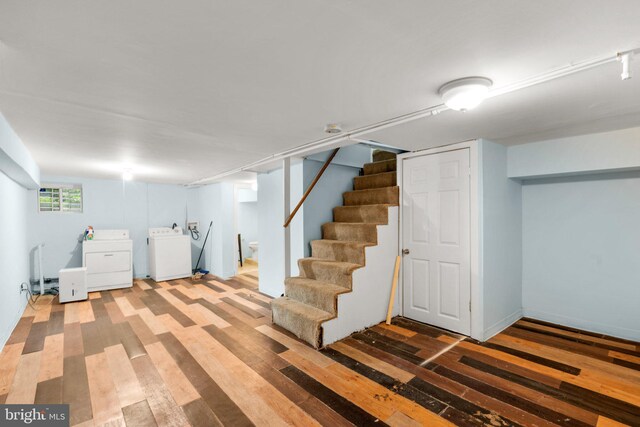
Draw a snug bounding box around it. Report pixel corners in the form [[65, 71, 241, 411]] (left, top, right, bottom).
[[1, 273, 639, 426]]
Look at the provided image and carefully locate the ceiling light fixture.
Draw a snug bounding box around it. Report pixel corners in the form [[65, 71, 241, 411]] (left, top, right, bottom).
[[438, 77, 493, 112], [324, 123, 342, 134], [190, 47, 640, 186]]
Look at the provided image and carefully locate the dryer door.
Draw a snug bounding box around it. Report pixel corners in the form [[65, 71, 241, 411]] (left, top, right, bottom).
[[85, 251, 131, 274]]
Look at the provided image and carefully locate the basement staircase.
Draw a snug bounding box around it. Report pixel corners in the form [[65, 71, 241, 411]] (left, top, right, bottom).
[[271, 150, 400, 348]]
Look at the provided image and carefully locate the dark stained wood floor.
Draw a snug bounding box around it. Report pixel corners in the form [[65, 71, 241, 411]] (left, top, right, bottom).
[[1, 273, 639, 426]]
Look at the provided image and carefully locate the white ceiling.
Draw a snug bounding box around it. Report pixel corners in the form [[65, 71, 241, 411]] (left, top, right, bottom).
[[0, 1, 639, 184]]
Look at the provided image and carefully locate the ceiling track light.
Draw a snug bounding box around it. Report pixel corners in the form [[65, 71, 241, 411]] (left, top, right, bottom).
[[618, 52, 632, 80], [438, 77, 493, 112]]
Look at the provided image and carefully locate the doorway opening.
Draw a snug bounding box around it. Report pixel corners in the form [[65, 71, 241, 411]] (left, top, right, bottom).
[[234, 181, 259, 279]]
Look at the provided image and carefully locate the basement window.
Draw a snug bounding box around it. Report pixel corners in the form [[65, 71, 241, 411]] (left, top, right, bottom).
[[38, 184, 83, 213]]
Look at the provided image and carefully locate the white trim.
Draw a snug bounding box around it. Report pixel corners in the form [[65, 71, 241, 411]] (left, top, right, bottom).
[[283, 157, 291, 278], [397, 140, 482, 341], [523, 308, 640, 342], [482, 309, 522, 341]]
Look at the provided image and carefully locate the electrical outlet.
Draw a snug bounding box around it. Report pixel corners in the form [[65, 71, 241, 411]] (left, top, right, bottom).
[[187, 221, 199, 231]]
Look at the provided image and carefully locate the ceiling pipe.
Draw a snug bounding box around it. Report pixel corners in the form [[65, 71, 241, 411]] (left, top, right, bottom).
[[188, 48, 640, 187]]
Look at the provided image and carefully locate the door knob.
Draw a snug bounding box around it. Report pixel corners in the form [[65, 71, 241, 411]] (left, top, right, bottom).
[[402, 249, 410, 255]]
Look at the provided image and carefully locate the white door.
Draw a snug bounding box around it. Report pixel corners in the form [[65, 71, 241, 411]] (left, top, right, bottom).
[[401, 148, 471, 335]]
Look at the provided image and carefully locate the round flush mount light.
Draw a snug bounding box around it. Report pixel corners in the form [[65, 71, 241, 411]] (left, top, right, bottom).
[[438, 77, 493, 112], [324, 123, 342, 134]]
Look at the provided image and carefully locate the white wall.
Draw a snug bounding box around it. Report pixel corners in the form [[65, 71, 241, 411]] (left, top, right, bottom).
[[508, 126, 640, 179], [257, 162, 304, 297], [28, 176, 189, 279], [302, 160, 362, 257], [480, 140, 523, 339], [0, 113, 40, 189], [522, 172, 640, 341]]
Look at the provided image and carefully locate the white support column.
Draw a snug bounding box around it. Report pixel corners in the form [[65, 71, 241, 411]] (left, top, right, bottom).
[[283, 157, 291, 279]]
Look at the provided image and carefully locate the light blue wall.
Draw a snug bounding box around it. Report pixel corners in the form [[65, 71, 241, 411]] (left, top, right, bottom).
[[0, 171, 31, 349], [0, 115, 38, 349], [28, 175, 189, 279], [257, 163, 304, 297], [302, 159, 362, 257], [480, 140, 523, 338], [522, 171, 640, 341], [306, 144, 372, 168], [186, 182, 236, 278], [257, 151, 366, 296], [238, 201, 258, 259], [508, 126, 640, 179]]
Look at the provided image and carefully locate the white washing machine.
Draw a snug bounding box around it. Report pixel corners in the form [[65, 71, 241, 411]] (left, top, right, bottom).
[[148, 227, 192, 282], [82, 229, 133, 292]]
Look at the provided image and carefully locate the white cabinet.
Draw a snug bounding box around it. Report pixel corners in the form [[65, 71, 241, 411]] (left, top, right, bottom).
[[82, 230, 133, 292]]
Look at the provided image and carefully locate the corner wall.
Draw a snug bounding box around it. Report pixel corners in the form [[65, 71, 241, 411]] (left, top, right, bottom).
[[257, 162, 304, 297], [27, 176, 238, 280], [186, 182, 236, 278], [0, 115, 39, 349], [302, 160, 362, 257], [0, 172, 31, 349], [522, 172, 640, 341], [510, 126, 640, 341], [480, 140, 523, 339], [28, 176, 189, 279]]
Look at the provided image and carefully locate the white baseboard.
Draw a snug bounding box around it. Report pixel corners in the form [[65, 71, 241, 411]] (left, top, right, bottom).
[[522, 308, 640, 342], [482, 309, 523, 341]]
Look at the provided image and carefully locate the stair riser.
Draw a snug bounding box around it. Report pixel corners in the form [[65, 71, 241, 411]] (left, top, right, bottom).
[[353, 172, 396, 190], [333, 206, 388, 224], [344, 187, 399, 206], [372, 151, 397, 162], [271, 303, 322, 347], [285, 283, 338, 313], [322, 223, 377, 244], [363, 159, 396, 175], [298, 262, 353, 288], [311, 241, 365, 265]]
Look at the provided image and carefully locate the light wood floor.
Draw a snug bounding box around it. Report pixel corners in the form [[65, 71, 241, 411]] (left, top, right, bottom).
[[1, 273, 639, 426]]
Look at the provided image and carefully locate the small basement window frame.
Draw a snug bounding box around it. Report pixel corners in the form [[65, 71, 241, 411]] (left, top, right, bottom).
[[38, 184, 83, 213]]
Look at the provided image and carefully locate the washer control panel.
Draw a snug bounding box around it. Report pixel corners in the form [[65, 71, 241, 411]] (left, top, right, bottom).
[[149, 227, 184, 237]]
